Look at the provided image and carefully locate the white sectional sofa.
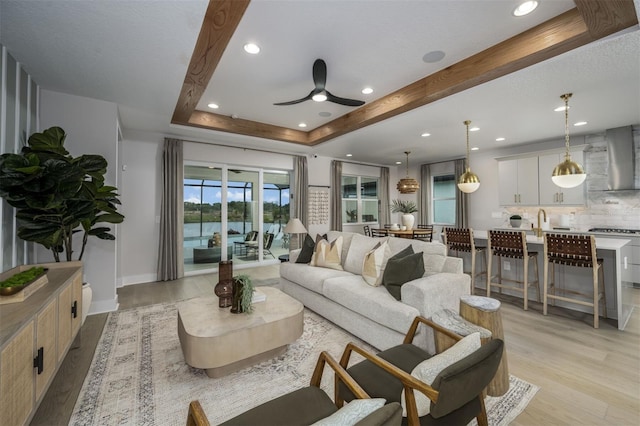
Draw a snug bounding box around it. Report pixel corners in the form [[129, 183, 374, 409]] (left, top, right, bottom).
[[279, 231, 470, 353]]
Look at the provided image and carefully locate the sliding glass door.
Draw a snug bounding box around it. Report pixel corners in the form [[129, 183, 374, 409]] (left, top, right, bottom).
[[183, 164, 290, 273]]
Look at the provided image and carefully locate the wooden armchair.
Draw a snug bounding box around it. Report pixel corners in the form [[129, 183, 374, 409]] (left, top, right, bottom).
[[337, 316, 504, 426], [187, 351, 402, 426]]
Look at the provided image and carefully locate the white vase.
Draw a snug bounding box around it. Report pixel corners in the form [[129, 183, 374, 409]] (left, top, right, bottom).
[[401, 214, 415, 230]]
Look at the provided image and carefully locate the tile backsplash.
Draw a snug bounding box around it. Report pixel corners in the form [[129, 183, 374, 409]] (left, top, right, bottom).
[[506, 126, 640, 231]]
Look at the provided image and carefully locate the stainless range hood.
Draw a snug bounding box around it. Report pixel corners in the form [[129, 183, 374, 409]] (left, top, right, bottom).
[[606, 125, 636, 191]]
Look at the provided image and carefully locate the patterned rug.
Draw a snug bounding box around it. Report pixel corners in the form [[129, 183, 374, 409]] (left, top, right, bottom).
[[70, 302, 539, 425]]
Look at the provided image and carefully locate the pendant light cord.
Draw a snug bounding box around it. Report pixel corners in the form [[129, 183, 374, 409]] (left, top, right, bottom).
[[404, 151, 410, 177], [464, 120, 471, 170], [561, 93, 572, 159]]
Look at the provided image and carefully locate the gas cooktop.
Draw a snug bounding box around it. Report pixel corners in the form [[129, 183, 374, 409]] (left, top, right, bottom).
[[588, 228, 640, 235]]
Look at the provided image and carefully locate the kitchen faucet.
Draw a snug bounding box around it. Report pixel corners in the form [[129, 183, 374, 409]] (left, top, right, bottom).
[[536, 208, 547, 238]]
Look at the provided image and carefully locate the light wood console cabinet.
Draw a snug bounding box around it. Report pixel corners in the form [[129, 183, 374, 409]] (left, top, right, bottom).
[[0, 261, 83, 426]]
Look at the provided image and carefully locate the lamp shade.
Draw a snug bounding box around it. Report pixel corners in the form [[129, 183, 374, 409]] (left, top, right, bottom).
[[284, 218, 307, 234]]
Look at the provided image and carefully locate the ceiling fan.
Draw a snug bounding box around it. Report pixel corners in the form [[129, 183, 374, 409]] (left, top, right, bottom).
[[274, 59, 365, 107]]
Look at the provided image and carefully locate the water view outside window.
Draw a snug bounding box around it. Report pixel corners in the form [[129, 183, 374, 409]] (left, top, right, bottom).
[[433, 174, 456, 224], [342, 175, 379, 224]]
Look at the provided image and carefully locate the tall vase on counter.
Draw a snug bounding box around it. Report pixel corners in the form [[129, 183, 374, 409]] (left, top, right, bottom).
[[214, 261, 233, 308], [391, 199, 418, 230]]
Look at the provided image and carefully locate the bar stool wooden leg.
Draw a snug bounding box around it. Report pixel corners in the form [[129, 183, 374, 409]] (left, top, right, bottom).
[[486, 252, 492, 298], [533, 255, 541, 302], [599, 263, 607, 319], [523, 254, 529, 311], [593, 261, 599, 329], [470, 250, 476, 296], [543, 256, 549, 316]]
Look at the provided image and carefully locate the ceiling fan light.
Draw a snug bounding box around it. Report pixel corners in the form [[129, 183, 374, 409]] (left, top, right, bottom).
[[312, 92, 327, 102], [457, 169, 480, 193]]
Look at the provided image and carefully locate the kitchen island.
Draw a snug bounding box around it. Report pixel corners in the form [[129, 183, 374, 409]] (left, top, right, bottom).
[[473, 230, 633, 330]]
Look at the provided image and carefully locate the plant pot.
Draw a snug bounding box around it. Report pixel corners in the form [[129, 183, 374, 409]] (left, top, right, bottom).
[[401, 214, 415, 230], [510, 219, 522, 228]]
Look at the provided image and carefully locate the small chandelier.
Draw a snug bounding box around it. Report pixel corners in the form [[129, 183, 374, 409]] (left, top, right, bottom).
[[552, 93, 586, 188], [396, 151, 419, 194], [457, 120, 480, 193]]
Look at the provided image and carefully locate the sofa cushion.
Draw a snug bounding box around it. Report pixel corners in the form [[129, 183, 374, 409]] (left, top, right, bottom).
[[344, 234, 388, 275], [362, 241, 391, 286], [328, 231, 357, 267], [312, 398, 386, 426], [386, 238, 447, 274], [401, 333, 481, 417], [323, 275, 420, 334], [296, 234, 316, 264], [280, 263, 353, 294], [312, 236, 344, 270], [383, 251, 425, 300]]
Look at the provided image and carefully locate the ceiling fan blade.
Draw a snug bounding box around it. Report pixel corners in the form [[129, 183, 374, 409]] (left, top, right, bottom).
[[313, 59, 327, 91], [273, 90, 314, 106], [326, 90, 365, 107]]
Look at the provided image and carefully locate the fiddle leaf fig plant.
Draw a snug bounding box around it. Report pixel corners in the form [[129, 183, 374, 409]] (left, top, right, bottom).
[[0, 126, 124, 262]]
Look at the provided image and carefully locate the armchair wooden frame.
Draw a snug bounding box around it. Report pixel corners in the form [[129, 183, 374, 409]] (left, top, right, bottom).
[[336, 316, 495, 426], [186, 351, 370, 426]]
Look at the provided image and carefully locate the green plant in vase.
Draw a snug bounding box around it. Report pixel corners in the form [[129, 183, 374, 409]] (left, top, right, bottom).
[[231, 274, 255, 314]]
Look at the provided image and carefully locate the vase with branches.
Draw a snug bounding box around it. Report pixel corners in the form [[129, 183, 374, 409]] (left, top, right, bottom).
[[391, 199, 418, 230]]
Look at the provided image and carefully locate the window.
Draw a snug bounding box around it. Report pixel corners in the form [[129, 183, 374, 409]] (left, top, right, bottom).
[[342, 175, 379, 224], [432, 174, 456, 225]]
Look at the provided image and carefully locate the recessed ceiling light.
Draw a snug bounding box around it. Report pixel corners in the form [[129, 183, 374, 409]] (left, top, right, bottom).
[[554, 105, 569, 112], [207, 103, 219, 109], [470, 127, 480, 132], [243, 43, 260, 54], [513, 1, 538, 17], [471, 147, 479, 151], [421, 132, 431, 137], [574, 121, 588, 126], [362, 87, 373, 95], [319, 111, 332, 117], [395, 161, 402, 165], [422, 50, 446, 63], [298, 123, 307, 128], [346, 154, 353, 157], [496, 137, 506, 142]]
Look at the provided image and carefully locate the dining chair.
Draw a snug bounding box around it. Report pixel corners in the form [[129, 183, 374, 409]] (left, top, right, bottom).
[[543, 233, 607, 328], [487, 230, 540, 311], [415, 224, 434, 242], [443, 227, 487, 295], [372, 229, 389, 237], [363, 225, 372, 237]]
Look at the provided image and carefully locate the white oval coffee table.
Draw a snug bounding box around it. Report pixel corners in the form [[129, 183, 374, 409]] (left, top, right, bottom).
[[177, 286, 303, 378]]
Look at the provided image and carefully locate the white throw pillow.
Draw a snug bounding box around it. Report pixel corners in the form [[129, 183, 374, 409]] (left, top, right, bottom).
[[362, 241, 391, 286], [311, 236, 344, 270], [401, 333, 481, 417], [312, 398, 386, 426]]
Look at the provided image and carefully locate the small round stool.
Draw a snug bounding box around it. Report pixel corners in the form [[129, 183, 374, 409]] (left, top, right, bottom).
[[459, 295, 509, 396]]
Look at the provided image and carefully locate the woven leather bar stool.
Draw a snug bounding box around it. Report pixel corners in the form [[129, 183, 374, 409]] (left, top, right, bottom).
[[487, 230, 540, 311], [443, 227, 487, 295], [543, 233, 607, 328]]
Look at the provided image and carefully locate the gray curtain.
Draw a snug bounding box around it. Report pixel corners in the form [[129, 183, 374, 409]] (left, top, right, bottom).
[[330, 160, 342, 231], [419, 164, 432, 224], [293, 156, 308, 246], [157, 138, 184, 281], [455, 158, 469, 228], [379, 167, 391, 226]]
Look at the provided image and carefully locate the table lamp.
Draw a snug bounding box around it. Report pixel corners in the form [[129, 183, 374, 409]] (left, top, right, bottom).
[[284, 218, 308, 250]]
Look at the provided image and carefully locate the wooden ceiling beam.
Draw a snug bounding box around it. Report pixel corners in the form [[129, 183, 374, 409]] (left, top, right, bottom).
[[172, 0, 250, 123], [573, 0, 638, 39], [174, 1, 637, 145]]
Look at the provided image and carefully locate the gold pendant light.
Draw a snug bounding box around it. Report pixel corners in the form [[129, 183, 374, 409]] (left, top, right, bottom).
[[457, 120, 480, 193], [396, 151, 419, 194], [552, 93, 586, 188]]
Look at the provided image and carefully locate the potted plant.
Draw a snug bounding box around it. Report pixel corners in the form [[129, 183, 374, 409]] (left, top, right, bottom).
[[231, 274, 255, 314], [346, 209, 357, 223], [510, 214, 522, 228], [0, 127, 124, 262], [391, 199, 418, 230]]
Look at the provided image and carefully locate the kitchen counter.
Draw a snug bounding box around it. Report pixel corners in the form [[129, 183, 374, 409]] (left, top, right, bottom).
[[473, 230, 633, 330]]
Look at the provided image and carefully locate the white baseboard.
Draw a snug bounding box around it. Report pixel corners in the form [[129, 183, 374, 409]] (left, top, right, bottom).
[[88, 296, 119, 315], [121, 273, 157, 286]]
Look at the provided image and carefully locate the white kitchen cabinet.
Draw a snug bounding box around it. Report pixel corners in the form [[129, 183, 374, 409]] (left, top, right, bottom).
[[498, 157, 539, 205], [538, 150, 586, 205]]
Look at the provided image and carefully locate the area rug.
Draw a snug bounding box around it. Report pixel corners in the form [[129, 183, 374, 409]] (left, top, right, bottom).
[[70, 302, 539, 426]]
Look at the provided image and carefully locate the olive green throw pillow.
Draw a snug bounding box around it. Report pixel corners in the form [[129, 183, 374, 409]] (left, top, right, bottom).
[[383, 247, 425, 300]]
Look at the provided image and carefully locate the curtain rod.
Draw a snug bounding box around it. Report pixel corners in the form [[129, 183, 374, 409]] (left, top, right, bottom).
[[309, 185, 330, 188]]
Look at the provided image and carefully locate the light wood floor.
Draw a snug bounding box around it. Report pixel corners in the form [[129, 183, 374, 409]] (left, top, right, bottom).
[[33, 264, 640, 425]]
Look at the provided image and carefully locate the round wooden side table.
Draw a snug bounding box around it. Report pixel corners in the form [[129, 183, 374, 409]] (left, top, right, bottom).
[[459, 295, 509, 396]]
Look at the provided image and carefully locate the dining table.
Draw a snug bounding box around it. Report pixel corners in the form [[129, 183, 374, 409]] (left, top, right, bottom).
[[372, 228, 433, 239]]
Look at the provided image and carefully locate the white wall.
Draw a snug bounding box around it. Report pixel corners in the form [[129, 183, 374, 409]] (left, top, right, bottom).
[[39, 89, 120, 313]]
